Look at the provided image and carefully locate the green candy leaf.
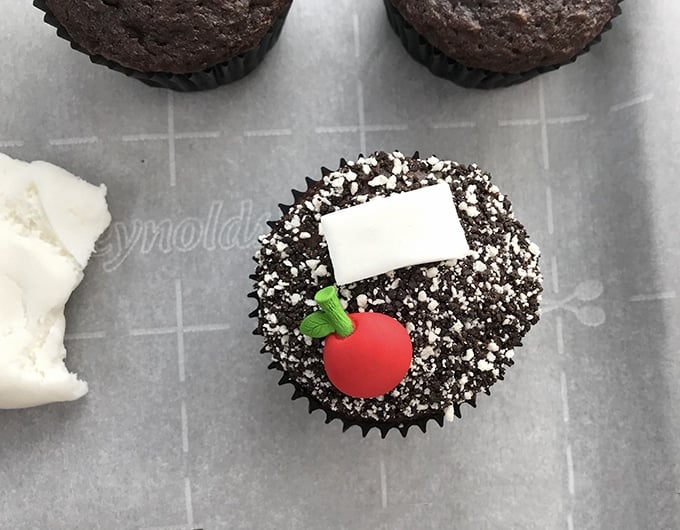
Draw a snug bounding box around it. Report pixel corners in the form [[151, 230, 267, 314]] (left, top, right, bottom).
[[300, 312, 335, 338]]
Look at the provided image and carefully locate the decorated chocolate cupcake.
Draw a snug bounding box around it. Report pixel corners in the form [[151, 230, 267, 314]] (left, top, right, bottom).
[[252, 151, 543, 437], [384, 0, 623, 89], [34, 0, 292, 91]]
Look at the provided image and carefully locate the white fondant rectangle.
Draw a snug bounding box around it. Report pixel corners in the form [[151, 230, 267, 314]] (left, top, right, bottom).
[[321, 183, 470, 285]]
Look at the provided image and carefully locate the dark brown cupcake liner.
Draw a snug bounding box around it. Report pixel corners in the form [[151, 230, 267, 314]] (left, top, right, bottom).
[[249, 153, 487, 438], [383, 0, 623, 89], [33, 0, 292, 92]]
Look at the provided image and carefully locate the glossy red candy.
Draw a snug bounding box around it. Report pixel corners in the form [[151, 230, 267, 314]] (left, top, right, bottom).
[[323, 312, 412, 399]]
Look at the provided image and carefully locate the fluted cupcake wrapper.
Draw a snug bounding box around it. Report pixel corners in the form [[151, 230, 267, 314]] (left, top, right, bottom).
[[33, 0, 291, 92], [383, 0, 624, 89], [249, 153, 487, 438]]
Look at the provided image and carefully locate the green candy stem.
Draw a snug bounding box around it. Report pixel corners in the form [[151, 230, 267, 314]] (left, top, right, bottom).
[[314, 286, 354, 338]]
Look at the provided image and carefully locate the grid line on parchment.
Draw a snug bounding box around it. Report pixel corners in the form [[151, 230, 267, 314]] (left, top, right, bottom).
[[609, 93, 654, 113], [496, 79, 668, 530], [313, 12, 408, 157], [126, 277, 231, 529], [507, 76, 578, 530]]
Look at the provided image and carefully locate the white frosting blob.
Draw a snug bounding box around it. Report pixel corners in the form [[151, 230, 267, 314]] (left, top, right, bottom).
[[0, 153, 111, 409]]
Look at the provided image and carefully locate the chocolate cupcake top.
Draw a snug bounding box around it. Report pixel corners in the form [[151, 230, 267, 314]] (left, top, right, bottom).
[[45, 0, 291, 73], [254, 152, 543, 425], [389, 0, 620, 73]]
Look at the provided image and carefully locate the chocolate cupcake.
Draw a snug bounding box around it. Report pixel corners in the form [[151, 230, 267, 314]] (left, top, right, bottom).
[[34, 0, 292, 91], [384, 0, 623, 89], [251, 151, 543, 437]]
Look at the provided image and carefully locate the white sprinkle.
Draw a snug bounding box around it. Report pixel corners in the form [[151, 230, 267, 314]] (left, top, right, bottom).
[[290, 293, 302, 305], [368, 175, 389, 187], [505, 349, 515, 359], [426, 267, 439, 278], [452, 321, 463, 333], [305, 259, 320, 270], [486, 353, 496, 362], [427, 156, 439, 166], [478, 359, 494, 371], [267, 313, 278, 324], [350, 182, 359, 195], [356, 294, 368, 308], [444, 405, 455, 422], [299, 232, 311, 239], [488, 341, 500, 352], [473, 261, 487, 273], [405, 322, 415, 333], [427, 331, 438, 344], [421, 346, 436, 359], [432, 161, 444, 172], [313, 264, 329, 278], [427, 300, 439, 311], [465, 186, 478, 204], [462, 349, 474, 361], [331, 177, 345, 188], [417, 291, 428, 302], [528, 242, 540, 255], [392, 158, 403, 175], [345, 170, 358, 181], [386, 175, 398, 190]]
